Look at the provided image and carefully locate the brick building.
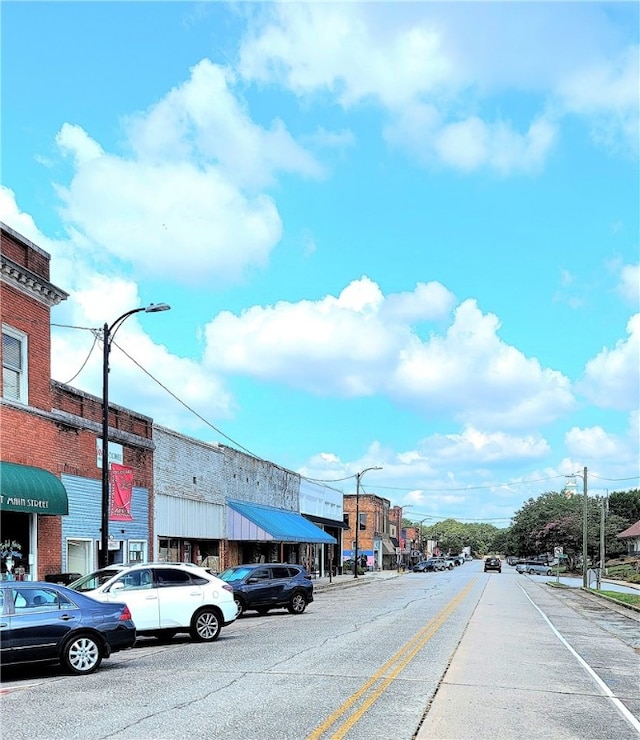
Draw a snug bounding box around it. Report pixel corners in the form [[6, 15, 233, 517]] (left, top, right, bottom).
[[1, 223, 154, 580], [343, 493, 400, 570]]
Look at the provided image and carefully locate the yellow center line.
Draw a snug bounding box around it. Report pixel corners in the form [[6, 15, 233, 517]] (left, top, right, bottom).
[[307, 580, 475, 740]]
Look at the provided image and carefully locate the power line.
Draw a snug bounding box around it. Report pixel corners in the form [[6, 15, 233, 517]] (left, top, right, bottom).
[[61, 330, 100, 385], [111, 339, 260, 458], [374, 475, 568, 493]]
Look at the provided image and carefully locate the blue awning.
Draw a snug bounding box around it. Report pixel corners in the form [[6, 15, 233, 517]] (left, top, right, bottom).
[[227, 500, 336, 544]]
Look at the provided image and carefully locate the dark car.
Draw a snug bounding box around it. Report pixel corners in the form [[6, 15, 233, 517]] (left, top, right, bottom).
[[484, 557, 502, 573], [217, 563, 313, 617], [0, 581, 136, 675]]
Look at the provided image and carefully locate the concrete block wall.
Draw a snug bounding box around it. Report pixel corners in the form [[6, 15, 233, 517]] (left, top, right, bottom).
[[222, 444, 300, 510], [154, 425, 226, 504]]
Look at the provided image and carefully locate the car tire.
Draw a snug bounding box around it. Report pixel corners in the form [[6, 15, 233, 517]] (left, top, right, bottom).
[[234, 597, 245, 618], [528, 569, 536, 575], [190, 607, 222, 642], [287, 592, 308, 614], [62, 633, 102, 675]]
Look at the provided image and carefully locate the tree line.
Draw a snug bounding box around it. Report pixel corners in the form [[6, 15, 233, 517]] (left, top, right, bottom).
[[408, 489, 640, 566]]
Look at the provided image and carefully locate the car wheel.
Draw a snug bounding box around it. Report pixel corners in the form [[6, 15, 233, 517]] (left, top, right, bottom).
[[152, 630, 177, 642], [234, 597, 245, 618], [190, 608, 222, 642], [256, 607, 270, 616], [546, 569, 552, 576], [62, 633, 102, 675], [528, 569, 536, 575], [287, 592, 308, 614]]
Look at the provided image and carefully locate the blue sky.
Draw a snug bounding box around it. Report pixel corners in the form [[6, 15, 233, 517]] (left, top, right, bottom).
[[2, 2, 638, 527]]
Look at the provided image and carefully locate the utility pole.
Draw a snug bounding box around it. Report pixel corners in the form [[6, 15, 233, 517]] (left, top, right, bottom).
[[582, 466, 588, 589]]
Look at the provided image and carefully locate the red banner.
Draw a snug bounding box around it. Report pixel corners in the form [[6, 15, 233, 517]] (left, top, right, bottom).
[[109, 463, 134, 521]]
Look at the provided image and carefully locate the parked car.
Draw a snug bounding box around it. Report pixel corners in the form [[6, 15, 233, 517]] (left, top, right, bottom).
[[515, 562, 553, 576], [69, 562, 237, 642], [413, 558, 446, 572], [484, 557, 502, 573], [443, 556, 456, 570], [217, 563, 313, 617], [0, 581, 136, 675]]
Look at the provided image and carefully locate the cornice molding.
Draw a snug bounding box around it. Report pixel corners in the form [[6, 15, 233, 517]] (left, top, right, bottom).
[[1, 254, 69, 307]]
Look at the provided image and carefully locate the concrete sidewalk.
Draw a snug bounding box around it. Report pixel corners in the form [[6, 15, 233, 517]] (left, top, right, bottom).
[[312, 568, 402, 592]]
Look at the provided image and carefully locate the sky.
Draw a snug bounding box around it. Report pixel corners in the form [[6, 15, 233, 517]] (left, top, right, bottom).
[[2, 1, 639, 528]]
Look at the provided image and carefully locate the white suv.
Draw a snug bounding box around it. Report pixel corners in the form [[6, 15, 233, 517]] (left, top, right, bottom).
[[69, 563, 237, 642]]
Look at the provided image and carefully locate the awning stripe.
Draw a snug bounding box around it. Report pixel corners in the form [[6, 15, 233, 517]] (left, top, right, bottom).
[[227, 499, 337, 544], [0, 461, 69, 515]]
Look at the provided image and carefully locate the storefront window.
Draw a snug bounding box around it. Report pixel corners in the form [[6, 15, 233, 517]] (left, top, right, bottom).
[[67, 539, 93, 576], [128, 540, 147, 563]]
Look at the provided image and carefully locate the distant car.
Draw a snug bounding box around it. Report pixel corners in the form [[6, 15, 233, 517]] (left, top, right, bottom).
[[0, 581, 136, 675], [484, 557, 502, 573], [453, 555, 465, 566], [464, 555, 473, 562], [516, 562, 552, 576], [413, 558, 446, 572], [443, 556, 456, 570], [217, 563, 313, 617], [69, 562, 237, 642]]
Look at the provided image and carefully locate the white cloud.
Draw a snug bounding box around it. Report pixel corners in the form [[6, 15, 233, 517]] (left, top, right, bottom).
[[388, 110, 557, 174], [617, 264, 640, 306], [239, 4, 456, 109], [204, 279, 574, 429], [555, 45, 639, 154], [53, 59, 325, 287], [390, 299, 574, 428], [238, 4, 635, 170], [580, 313, 640, 411]]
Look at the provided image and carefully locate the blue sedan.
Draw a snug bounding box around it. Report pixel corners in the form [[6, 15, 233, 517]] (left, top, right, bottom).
[[0, 581, 136, 675]]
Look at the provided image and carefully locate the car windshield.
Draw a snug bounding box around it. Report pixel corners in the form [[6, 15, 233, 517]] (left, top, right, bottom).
[[217, 567, 254, 583], [69, 569, 123, 592]]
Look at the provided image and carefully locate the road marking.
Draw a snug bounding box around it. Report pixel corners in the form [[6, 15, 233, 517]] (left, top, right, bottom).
[[519, 584, 640, 735], [307, 580, 475, 740]]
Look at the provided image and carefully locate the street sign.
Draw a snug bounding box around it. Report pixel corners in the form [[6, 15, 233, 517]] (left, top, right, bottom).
[[554, 546, 563, 558]]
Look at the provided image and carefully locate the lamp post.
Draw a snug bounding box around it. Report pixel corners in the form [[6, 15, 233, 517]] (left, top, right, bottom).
[[353, 466, 382, 579], [100, 303, 170, 569]]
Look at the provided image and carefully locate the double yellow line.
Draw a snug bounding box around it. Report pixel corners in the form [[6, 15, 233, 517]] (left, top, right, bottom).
[[307, 580, 475, 740]]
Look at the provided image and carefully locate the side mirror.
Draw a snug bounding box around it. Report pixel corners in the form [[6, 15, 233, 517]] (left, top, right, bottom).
[[110, 582, 125, 593]]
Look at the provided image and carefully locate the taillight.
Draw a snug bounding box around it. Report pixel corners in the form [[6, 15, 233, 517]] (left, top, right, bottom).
[[120, 605, 133, 621], [222, 584, 233, 594]]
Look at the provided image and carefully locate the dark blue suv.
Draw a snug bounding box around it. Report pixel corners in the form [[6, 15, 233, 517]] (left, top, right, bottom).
[[217, 563, 313, 617]]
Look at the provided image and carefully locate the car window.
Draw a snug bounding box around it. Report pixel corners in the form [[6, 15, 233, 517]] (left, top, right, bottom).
[[71, 569, 122, 592], [218, 567, 253, 583], [271, 567, 290, 579], [114, 569, 153, 591], [12, 587, 76, 612], [154, 568, 192, 587], [250, 568, 271, 581]]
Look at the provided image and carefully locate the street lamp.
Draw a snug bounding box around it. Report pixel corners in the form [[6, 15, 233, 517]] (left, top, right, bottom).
[[353, 466, 382, 579], [565, 466, 588, 588], [100, 303, 170, 568]]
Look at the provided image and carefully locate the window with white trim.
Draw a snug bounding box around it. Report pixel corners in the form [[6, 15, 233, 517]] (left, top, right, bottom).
[[2, 325, 28, 403]]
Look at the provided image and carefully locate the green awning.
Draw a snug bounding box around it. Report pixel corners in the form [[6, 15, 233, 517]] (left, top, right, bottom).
[[0, 462, 69, 515]]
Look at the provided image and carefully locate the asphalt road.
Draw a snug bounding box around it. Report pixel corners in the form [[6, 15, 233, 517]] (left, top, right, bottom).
[[1, 562, 639, 740]]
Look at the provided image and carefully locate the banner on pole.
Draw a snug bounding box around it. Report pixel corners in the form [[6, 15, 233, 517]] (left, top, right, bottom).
[[110, 463, 134, 521]]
